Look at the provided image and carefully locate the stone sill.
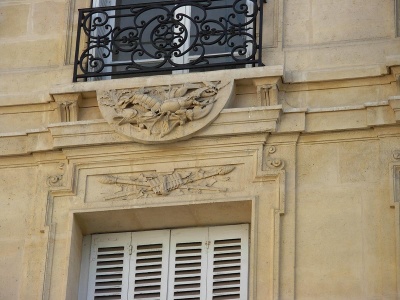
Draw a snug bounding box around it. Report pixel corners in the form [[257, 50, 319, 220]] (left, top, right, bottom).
[[50, 65, 284, 97]]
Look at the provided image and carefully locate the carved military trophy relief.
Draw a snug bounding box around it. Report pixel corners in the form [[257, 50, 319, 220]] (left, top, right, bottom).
[[97, 81, 234, 143], [97, 166, 235, 200]]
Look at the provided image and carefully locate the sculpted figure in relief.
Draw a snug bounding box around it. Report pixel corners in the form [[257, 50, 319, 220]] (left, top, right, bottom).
[[99, 81, 226, 138]]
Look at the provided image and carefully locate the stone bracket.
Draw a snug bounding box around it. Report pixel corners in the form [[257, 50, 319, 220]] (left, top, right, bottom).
[[52, 93, 82, 122], [389, 96, 400, 123], [256, 84, 279, 106]]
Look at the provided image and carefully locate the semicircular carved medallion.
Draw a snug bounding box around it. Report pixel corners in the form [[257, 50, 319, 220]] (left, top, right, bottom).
[[97, 81, 234, 144]]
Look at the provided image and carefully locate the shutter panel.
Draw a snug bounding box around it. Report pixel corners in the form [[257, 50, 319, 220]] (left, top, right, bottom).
[[87, 232, 132, 300], [168, 227, 209, 300], [207, 224, 249, 300], [128, 230, 171, 300]]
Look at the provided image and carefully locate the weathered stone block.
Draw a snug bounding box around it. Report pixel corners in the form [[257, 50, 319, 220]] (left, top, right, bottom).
[[32, 1, 66, 35], [311, 0, 393, 44], [0, 4, 29, 38], [0, 38, 62, 70]]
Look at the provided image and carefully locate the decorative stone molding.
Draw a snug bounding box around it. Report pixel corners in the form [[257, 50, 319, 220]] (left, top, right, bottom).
[[257, 84, 279, 106], [267, 159, 284, 169], [97, 81, 234, 143], [268, 145, 277, 154], [392, 154, 400, 204], [389, 97, 400, 123], [394, 170, 400, 203], [44, 162, 76, 195], [46, 175, 63, 187], [52, 93, 82, 122], [266, 145, 285, 170], [44, 162, 66, 187], [98, 166, 235, 200]]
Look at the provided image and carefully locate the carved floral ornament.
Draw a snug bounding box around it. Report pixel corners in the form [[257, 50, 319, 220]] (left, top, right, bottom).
[[97, 81, 234, 143]]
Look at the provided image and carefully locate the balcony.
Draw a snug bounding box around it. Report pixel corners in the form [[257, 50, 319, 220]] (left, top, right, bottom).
[[73, 0, 264, 82]]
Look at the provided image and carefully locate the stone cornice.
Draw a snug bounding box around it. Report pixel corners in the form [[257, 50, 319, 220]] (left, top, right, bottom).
[[0, 99, 400, 158]]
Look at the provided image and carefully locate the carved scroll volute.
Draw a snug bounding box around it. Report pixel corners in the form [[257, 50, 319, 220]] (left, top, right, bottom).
[[97, 81, 234, 144]]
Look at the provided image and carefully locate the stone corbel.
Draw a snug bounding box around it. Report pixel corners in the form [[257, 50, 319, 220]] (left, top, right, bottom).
[[389, 96, 400, 123], [256, 84, 279, 106], [52, 93, 82, 122], [394, 150, 400, 160]]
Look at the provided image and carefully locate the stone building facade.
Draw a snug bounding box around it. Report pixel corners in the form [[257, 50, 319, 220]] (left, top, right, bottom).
[[0, 0, 399, 299]]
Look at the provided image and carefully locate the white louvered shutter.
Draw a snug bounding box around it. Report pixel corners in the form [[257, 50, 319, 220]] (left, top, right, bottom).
[[87, 232, 132, 300], [207, 224, 249, 300], [128, 230, 171, 300], [167, 227, 209, 300]]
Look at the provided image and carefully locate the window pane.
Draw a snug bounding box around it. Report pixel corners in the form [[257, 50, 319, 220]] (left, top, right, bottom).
[[189, 0, 248, 56]]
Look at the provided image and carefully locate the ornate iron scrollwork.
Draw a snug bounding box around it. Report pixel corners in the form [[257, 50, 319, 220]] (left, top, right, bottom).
[[73, 0, 264, 81]]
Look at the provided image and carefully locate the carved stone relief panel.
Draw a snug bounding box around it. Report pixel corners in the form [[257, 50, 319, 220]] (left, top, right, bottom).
[[85, 166, 236, 202], [97, 81, 234, 143]]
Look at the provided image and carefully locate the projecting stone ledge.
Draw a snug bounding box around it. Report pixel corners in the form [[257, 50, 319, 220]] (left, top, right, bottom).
[[1, 98, 400, 157]]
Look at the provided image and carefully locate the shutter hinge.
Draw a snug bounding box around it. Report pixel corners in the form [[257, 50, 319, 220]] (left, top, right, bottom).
[[128, 244, 133, 255], [205, 241, 211, 249]]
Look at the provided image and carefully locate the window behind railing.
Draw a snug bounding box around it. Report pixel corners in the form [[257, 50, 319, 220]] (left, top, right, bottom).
[[73, 0, 264, 81]]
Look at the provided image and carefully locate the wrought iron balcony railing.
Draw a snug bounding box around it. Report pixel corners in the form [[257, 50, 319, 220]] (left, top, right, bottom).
[[73, 0, 264, 82]]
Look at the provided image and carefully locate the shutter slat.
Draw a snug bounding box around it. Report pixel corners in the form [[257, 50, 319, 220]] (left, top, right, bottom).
[[212, 284, 241, 290], [174, 294, 202, 298], [134, 274, 162, 279], [94, 292, 122, 295], [174, 287, 202, 293], [95, 265, 124, 269], [95, 285, 123, 289], [170, 279, 201, 285], [134, 282, 163, 288]]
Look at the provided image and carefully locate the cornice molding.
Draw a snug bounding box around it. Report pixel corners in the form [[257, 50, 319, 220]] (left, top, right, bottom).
[[2, 98, 400, 158]]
